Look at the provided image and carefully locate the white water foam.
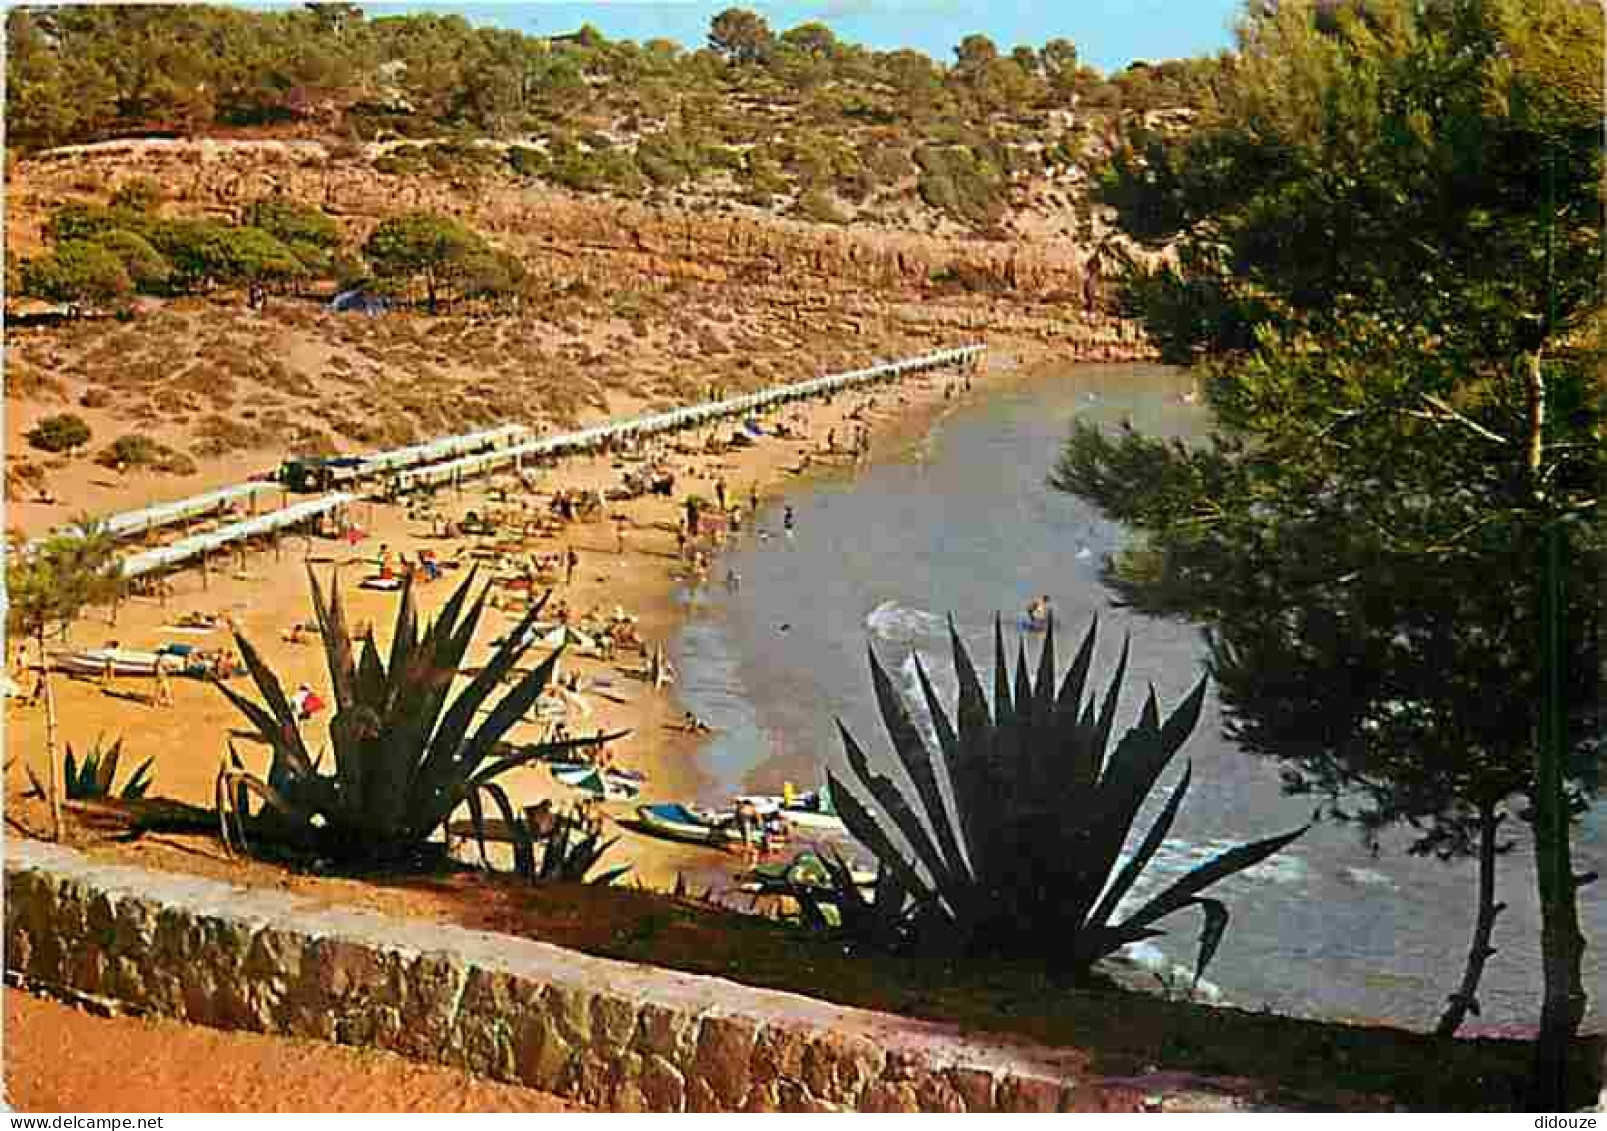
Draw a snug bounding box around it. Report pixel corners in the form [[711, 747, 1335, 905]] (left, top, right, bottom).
[[1110, 940, 1228, 1005], [865, 600, 947, 644], [1343, 866, 1397, 889]]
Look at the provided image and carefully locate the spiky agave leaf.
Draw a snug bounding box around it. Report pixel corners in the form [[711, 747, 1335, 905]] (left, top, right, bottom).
[[120, 756, 156, 801], [835, 720, 968, 916], [866, 643, 969, 884], [944, 617, 996, 872], [1088, 634, 1132, 784], [93, 737, 121, 796], [218, 628, 317, 784], [907, 651, 978, 875], [1085, 823, 1309, 961], [1056, 619, 1104, 789], [307, 565, 356, 711], [1082, 679, 1209, 904], [361, 571, 491, 831], [410, 595, 548, 810], [825, 765, 941, 917], [829, 611, 1305, 984], [1086, 761, 1194, 933], [1190, 897, 1229, 991]]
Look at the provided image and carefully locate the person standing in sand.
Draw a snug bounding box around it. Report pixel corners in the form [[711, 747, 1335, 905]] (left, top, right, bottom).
[[748, 483, 759, 515], [101, 640, 120, 690], [715, 477, 728, 513], [153, 651, 174, 708], [565, 545, 579, 586], [734, 798, 762, 867], [614, 515, 628, 556]]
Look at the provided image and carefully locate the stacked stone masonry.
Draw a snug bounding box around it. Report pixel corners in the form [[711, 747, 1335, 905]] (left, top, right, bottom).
[[5, 841, 1268, 1112]]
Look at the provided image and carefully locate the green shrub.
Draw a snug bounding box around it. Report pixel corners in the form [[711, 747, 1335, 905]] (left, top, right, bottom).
[[94, 229, 171, 291], [108, 177, 164, 214], [94, 433, 197, 475], [45, 202, 124, 244], [242, 197, 340, 249], [20, 240, 133, 311], [506, 146, 549, 178], [914, 145, 1007, 228], [796, 187, 847, 224], [26, 413, 92, 453]]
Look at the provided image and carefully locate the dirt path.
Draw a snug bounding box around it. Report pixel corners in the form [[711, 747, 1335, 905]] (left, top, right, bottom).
[[4, 988, 583, 1112]]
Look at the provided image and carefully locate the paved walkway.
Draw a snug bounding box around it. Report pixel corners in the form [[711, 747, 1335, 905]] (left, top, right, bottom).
[[4, 989, 583, 1113]]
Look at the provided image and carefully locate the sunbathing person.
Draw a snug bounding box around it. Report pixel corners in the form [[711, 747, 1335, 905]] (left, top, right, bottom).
[[680, 711, 712, 734]]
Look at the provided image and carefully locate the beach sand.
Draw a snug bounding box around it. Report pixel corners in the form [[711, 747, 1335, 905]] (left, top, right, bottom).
[[3, 344, 1047, 895], [4, 988, 583, 1112]]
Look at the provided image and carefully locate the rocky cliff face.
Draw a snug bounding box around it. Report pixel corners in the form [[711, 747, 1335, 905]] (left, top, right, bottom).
[[10, 138, 1125, 305]]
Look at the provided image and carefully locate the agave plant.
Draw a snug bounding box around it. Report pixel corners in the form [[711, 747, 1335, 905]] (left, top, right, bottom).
[[828, 615, 1307, 984], [25, 735, 153, 802], [215, 567, 619, 866], [499, 799, 630, 886]]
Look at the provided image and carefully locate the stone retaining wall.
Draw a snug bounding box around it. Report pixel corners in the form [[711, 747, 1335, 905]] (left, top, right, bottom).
[[5, 841, 1268, 1112]]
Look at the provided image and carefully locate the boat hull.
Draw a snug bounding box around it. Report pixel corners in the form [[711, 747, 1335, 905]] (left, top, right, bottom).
[[633, 803, 733, 846]]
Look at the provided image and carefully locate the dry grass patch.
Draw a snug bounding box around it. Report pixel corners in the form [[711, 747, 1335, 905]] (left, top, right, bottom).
[[191, 413, 271, 457]]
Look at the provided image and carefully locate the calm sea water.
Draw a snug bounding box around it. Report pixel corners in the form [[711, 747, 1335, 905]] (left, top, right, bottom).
[[670, 362, 1602, 1032]]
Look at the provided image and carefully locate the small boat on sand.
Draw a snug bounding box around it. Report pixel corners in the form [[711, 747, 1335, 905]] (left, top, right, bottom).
[[736, 787, 846, 834], [52, 648, 165, 677], [632, 802, 737, 846], [549, 762, 643, 801], [51, 646, 232, 679]]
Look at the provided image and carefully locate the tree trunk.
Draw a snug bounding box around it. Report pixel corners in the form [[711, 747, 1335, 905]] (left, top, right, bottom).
[[1530, 517, 1588, 1107], [1524, 348, 1589, 1106], [1436, 803, 1505, 1037], [39, 628, 63, 841]]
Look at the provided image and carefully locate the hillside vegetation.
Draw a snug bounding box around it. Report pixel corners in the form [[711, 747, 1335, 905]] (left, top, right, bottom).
[[7, 5, 1217, 234], [5, 6, 1173, 507]]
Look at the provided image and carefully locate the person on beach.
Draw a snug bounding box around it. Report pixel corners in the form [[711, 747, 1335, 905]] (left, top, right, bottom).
[[783, 505, 795, 540], [715, 477, 728, 513], [153, 651, 174, 708], [614, 515, 628, 556], [651, 646, 676, 691], [826, 428, 836, 453], [101, 640, 120, 690], [726, 567, 741, 592], [734, 798, 763, 866], [565, 545, 579, 586], [748, 483, 759, 514]]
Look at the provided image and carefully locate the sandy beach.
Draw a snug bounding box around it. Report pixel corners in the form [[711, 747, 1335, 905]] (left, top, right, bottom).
[[4, 343, 1047, 895]]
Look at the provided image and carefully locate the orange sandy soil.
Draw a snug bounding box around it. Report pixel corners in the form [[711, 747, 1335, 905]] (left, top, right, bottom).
[[4, 988, 583, 1112]]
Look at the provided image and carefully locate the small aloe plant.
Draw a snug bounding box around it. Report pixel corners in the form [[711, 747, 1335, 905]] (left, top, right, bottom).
[[828, 615, 1307, 985], [26, 734, 153, 802]]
